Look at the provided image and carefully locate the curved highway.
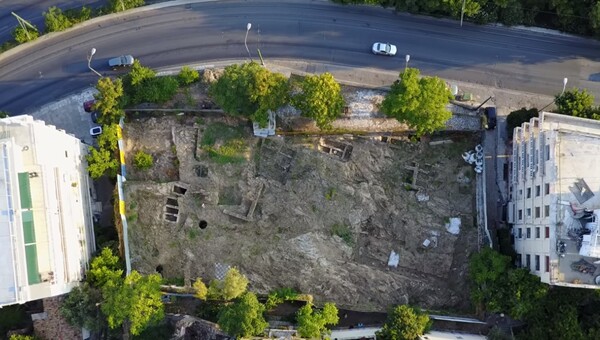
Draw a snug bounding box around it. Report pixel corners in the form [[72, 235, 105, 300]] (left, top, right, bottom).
[[1, 0, 600, 114]]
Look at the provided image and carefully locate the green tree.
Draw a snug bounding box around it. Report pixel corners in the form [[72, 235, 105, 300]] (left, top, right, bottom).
[[193, 278, 208, 300], [88, 247, 123, 288], [209, 62, 289, 126], [381, 68, 452, 137], [376, 305, 431, 340], [127, 60, 156, 87], [97, 124, 120, 152], [94, 77, 125, 125], [554, 88, 594, 118], [133, 150, 153, 170], [44, 7, 73, 32], [590, 2, 600, 37], [13, 26, 39, 44], [86, 147, 119, 179], [207, 267, 249, 301], [506, 108, 538, 135], [0, 111, 8, 118], [101, 271, 164, 335], [443, 0, 481, 18], [468, 247, 511, 312], [293, 72, 345, 130], [217, 292, 268, 338], [60, 283, 105, 331], [296, 302, 340, 339], [178, 66, 200, 85], [108, 0, 145, 13]]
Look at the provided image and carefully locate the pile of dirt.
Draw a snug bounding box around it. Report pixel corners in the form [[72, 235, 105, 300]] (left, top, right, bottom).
[[122, 116, 479, 312]]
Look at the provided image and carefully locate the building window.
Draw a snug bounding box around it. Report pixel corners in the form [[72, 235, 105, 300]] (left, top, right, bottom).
[[545, 145, 550, 160], [535, 207, 541, 218], [527, 188, 531, 198], [545, 205, 550, 217], [518, 228, 522, 238], [527, 228, 531, 238], [518, 210, 523, 220], [545, 256, 550, 272], [536, 227, 540, 238], [545, 183, 550, 195], [527, 208, 531, 217], [526, 254, 531, 268], [545, 226, 550, 238], [535, 185, 540, 197], [535, 255, 540, 271]]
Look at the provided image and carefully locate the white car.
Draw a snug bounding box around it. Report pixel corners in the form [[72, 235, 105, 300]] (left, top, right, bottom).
[[90, 126, 103, 137], [108, 55, 134, 68], [372, 42, 397, 56]]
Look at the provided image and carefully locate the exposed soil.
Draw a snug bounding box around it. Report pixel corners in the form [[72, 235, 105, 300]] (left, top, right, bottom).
[[122, 113, 480, 313]]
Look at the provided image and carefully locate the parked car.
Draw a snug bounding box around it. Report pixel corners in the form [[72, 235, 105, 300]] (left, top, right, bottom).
[[371, 42, 397, 56], [483, 107, 497, 130], [108, 55, 134, 69], [83, 99, 95, 112], [90, 126, 103, 137], [91, 111, 99, 124]]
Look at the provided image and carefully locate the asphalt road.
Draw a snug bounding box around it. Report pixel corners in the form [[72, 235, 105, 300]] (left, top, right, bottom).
[[1, 0, 600, 114]]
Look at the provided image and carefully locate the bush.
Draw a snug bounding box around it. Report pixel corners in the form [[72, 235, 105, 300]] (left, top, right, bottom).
[[265, 287, 299, 309], [107, 0, 145, 13], [178, 66, 200, 86], [132, 76, 179, 104], [13, 26, 39, 44], [134, 151, 153, 170], [44, 7, 73, 32]]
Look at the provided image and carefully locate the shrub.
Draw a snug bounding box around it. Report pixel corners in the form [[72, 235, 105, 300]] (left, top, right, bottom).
[[132, 76, 179, 104], [44, 7, 73, 32], [134, 151, 153, 170], [178, 66, 200, 86], [265, 287, 299, 309], [13, 26, 39, 44], [506, 108, 538, 136]]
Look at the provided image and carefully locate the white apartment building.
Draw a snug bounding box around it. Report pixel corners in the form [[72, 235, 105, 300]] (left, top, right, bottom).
[[0, 115, 96, 307], [509, 112, 600, 288]]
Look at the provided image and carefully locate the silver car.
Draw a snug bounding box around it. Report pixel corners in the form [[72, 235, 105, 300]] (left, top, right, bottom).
[[371, 42, 397, 56], [108, 55, 134, 68]]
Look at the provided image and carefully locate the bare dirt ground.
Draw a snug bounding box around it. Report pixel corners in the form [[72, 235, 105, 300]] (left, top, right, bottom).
[[122, 112, 480, 312]]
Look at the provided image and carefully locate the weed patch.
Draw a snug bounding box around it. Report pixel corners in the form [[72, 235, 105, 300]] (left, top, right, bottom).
[[200, 122, 248, 164], [330, 223, 354, 247]]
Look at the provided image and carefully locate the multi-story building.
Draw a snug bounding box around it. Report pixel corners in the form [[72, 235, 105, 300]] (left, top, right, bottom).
[[0, 115, 96, 307], [509, 112, 600, 288]]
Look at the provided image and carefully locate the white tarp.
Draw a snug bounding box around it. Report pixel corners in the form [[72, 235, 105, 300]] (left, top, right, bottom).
[[446, 217, 461, 235]]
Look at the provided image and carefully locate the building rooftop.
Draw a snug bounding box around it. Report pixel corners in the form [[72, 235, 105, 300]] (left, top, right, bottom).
[[541, 113, 600, 286]]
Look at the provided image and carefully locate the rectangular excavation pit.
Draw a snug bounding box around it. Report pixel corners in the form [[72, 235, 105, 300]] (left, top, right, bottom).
[[166, 207, 179, 214], [166, 198, 179, 207], [173, 185, 188, 196], [164, 214, 178, 222]]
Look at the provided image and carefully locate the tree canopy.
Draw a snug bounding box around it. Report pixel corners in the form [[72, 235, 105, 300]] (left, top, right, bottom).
[[193, 278, 208, 300], [101, 271, 164, 335], [208, 267, 249, 301], [380, 68, 452, 137], [296, 302, 340, 339], [376, 305, 431, 340], [293, 72, 345, 130], [506, 107, 538, 135], [554, 88, 595, 119], [94, 77, 124, 125], [60, 283, 104, 331], [469, 248, 547, 319], [86, 147, 119, 179], [334, 1, 600, 37], [209, 62, 289, 126], [217, 292, 268, 338]]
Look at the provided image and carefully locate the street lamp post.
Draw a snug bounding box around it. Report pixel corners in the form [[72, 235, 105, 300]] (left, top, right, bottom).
[[405, 54, 410, 72], [244, 23, 252, 61], [87, 48, 102, 77], [539, 77, 568, 113]]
